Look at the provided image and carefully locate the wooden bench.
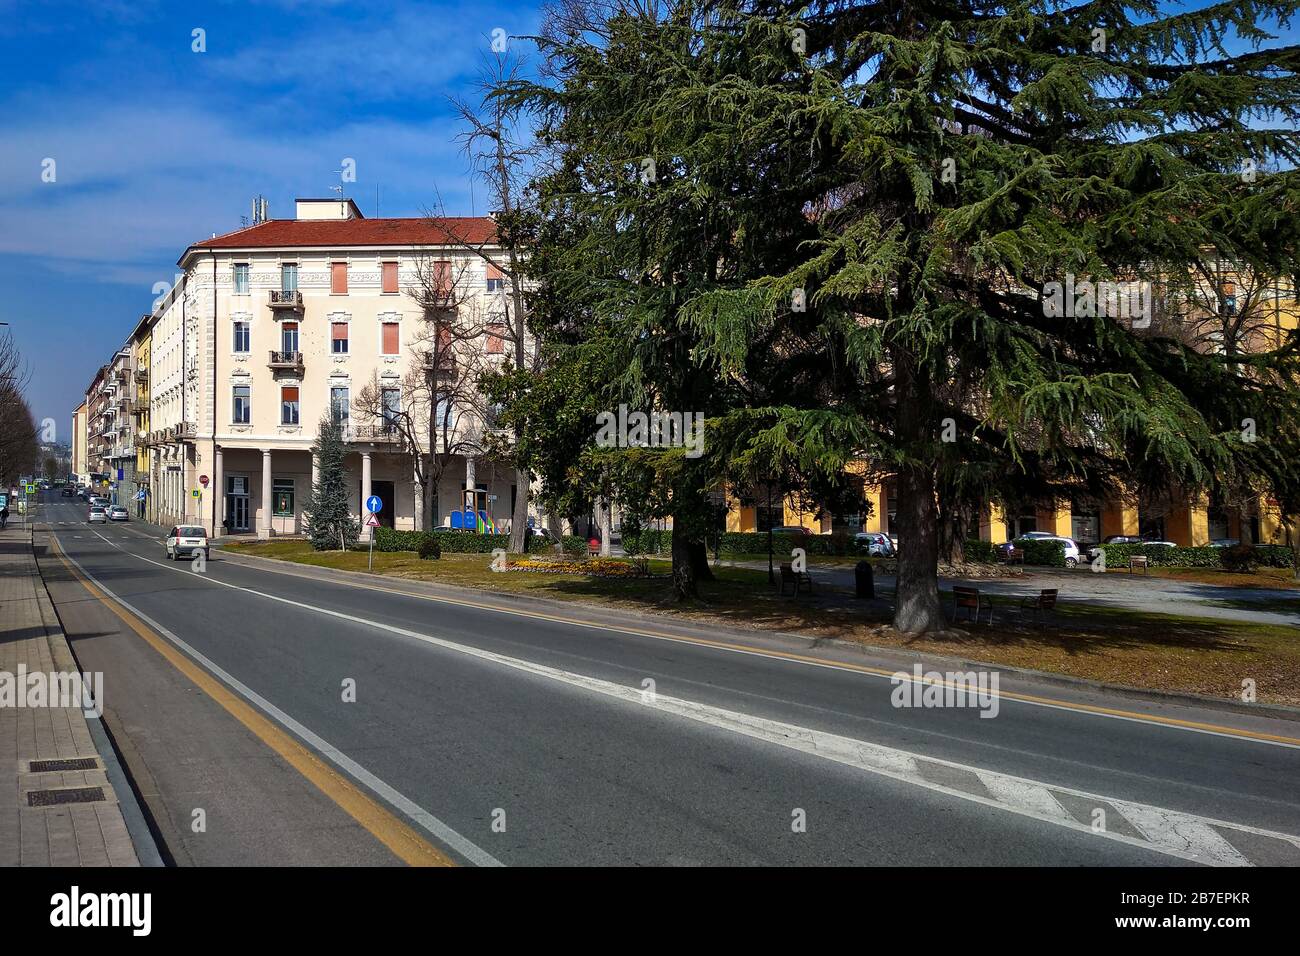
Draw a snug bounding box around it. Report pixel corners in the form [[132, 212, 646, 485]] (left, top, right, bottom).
[[1019, 588, 1058, 627], [951, 585, 993, 625], [779, 562, 815, 596], [1128, 555, 1149, 574], [1000, 547, 1025, 566]]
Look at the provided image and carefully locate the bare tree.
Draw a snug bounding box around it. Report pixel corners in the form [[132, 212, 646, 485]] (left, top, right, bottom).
[[0, 330, 38, 487], [354, 255, 495, 530], [446, 51, 542, 552], [1164, 260, 1296, 365]]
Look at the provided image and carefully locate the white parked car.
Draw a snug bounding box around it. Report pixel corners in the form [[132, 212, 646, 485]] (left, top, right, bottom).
[[108, 505, 129, 522], [1017, 533, 1082, 567], [87, 506, 107, 524], [164, 525, 210, 561]]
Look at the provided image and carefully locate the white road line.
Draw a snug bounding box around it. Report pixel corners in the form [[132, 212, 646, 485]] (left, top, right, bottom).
[[70, 529, 1300, 866], [55, 536, 503, 868], [206, 537, 1300, 752]]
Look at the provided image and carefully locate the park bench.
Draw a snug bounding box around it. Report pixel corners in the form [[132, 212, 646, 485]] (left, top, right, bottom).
[[1018, 588, 1058, 628], [951, 585, 994, 625], [1128, 554, 1149, 574], [1001, 548, 1025, 566], [779, 562, 815, 596]]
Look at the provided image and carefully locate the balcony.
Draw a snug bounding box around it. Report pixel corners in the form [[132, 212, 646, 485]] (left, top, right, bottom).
[[134, 369, 148, 384], [350, 424, 407, 447], [176, 422, 197, 439], [268, 350, 304, 371], [268, 289, 304, 312], [417, 288, 456, 312]]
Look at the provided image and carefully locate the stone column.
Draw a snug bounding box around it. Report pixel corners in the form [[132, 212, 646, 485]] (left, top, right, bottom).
[[213, 446, 224, 536], [464, 456, 476, 527], [361, 451, 372, 539], [260, 449, 272, 539]]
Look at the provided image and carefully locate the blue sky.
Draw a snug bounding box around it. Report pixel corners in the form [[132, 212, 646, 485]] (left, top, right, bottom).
[[0, 0, 542, 434]]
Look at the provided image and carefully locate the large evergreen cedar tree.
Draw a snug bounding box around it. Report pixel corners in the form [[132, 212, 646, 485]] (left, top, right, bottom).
[[508, 0, 1300, 627], [304, 418, 360, 551]]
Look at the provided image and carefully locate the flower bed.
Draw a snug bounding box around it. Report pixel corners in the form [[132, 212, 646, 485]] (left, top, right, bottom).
[[504, 557, 650, 578]]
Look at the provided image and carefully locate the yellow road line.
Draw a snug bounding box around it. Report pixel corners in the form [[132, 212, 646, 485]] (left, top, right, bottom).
[[224, 551, 1300, 748], [48, 534, 456, 867]]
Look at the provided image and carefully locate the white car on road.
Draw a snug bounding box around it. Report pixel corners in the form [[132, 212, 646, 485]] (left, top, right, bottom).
[[164, 525, 210, 561], [87, 506, 107, 524], [1017, 531, 1082, 568]]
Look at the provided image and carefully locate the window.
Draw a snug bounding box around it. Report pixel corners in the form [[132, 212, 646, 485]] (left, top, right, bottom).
[[382, 261, 399, 294], [273, 479, 295, 517], [486, 262, 504, 293], [381, 388, 400, 429], [331, 262, 348, 294], [330, 387, 350, 426], [331, 322, 349, 354], [233, 263, 249, 295], [486, 323, 506, 355], [281, 321, 299, 354], [281, 263, 298, 293], [281, 386, 300, 425], [232, 385, 250, 424], [233, 321, 250, 353], [381, 321, 400, 355], [434, 391, 452, 431]]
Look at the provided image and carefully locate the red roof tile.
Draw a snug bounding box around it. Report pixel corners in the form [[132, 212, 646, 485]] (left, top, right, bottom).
[[183, 216, 498, 258]]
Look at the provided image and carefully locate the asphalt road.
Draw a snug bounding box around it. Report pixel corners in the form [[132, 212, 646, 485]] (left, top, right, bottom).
[[32, 496, 1300, 866]]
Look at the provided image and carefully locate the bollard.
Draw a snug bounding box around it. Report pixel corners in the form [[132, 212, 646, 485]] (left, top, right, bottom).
[[855, 560, 875, 599]]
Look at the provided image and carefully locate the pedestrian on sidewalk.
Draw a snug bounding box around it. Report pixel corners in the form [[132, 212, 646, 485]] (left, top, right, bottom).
[[0, 505, 9, 529]]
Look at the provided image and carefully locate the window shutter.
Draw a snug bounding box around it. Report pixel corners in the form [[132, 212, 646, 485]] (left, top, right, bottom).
[[486, 262, 504, 281], [433, 260, 452, 294], [382, 261, 399, 293], [331, 322, 348, 342], [331, 262, 348, 294], [281, 386, 298, 404], [487, 323, 505, 355], [382, 322, 400, 354]]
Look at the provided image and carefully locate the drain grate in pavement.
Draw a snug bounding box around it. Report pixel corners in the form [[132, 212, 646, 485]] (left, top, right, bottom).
[[27, 758, 100, 773], [26, 787, 106, 807]]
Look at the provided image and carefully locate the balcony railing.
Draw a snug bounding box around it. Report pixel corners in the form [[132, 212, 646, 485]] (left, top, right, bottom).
[[134, 369, 148, 384], [269, 289, 304, 310], [351, 424, 407, 445], [417, 288, 456, 311], [268, 350, 304, 370], [176, 422, 197, 439]]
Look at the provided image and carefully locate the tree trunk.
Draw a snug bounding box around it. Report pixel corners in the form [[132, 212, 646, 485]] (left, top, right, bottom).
[[421, 469, 435, 532], [688, 541, 714, 581], [670, 518, 698, 600], [597, 497, 612, 556], [891, 348, 946, 634], [508, 465, 530, 553]]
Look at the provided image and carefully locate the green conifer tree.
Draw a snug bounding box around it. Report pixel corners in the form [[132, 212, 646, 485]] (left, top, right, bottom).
[[303, 417, 359, 551]]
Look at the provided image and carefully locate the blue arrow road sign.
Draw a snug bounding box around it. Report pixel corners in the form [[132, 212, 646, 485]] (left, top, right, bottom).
[[366, 495, 383, 514]]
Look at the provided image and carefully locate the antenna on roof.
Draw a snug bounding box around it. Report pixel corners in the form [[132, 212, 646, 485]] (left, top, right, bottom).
[[251, 195, 269, 224], [330, 183, 344, 198]]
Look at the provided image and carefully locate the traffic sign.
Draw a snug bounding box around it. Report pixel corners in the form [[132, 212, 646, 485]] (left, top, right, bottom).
[[366, 495, 383, 514], [365, 514, 380, 528], [191, 489, 201, 498], [200, 475, 210, 488]]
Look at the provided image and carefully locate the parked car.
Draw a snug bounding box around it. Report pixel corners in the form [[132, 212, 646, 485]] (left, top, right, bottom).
[[1208, 538, 1241, 548], [108, 505, 129, 522], [164, 525, 210, 561], [853, 531, 895, 556], [87, 506, 107, 524], [89, 496, 110, 509], [61, 486, 74, 497]]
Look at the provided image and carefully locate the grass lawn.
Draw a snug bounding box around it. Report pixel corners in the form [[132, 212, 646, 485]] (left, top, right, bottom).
[[222, 539, 1300, 707]]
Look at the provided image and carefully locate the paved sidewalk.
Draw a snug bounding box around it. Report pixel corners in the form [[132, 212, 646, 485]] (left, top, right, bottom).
[[0, 521, 139, 866]]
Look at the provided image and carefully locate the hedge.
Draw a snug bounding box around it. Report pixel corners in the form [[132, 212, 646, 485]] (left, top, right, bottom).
[[623, 529, 856, 556], [1013, 538, 1069, 567], [963, 540, 998, 564], [373, 527, 587, 556], [1098, 542, 1295, 569]]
